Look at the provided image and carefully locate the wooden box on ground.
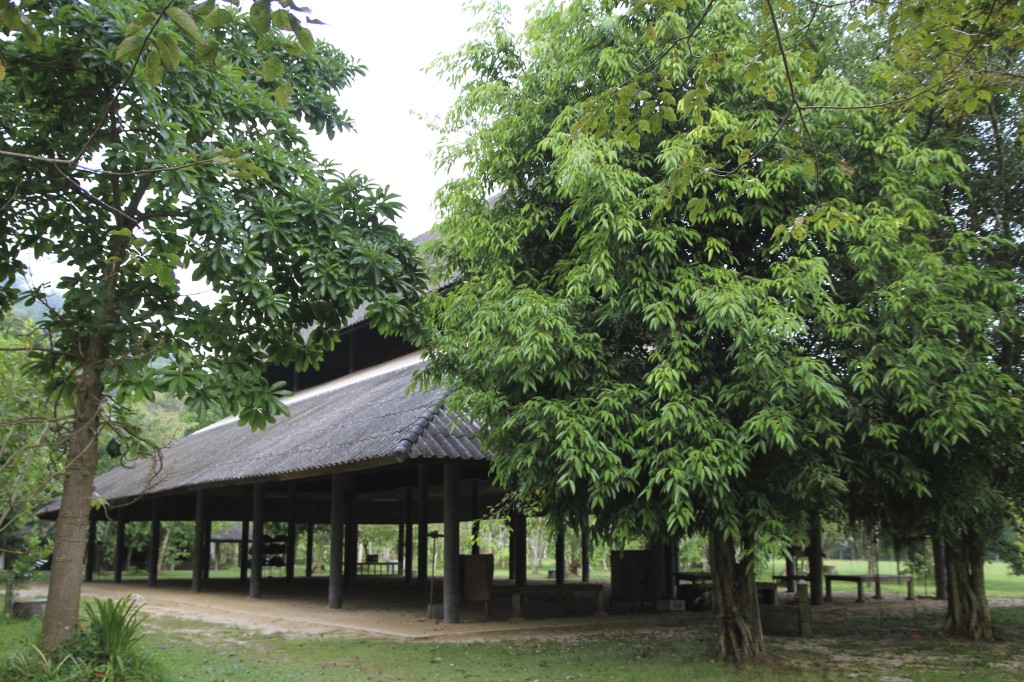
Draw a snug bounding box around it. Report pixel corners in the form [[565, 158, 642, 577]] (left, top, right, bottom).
[[461, 554, 494, 602], [760, 585, 811, 637], [610, 550, 659, 609]]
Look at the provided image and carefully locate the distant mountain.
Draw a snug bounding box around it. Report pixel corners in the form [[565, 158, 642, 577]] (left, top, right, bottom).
[[11, 275, 64, 323]]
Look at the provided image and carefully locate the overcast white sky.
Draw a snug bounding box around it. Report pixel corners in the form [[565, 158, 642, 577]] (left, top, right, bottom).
[[303, 0, 529, 239]]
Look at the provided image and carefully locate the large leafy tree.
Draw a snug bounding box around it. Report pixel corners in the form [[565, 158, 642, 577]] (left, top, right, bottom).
[[827, 0, 1024, 639], [421, 0, 1022, 663], [1, 1, 421, 648]]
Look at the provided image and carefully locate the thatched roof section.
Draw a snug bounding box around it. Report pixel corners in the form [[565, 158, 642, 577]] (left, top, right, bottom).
[[71, 353, 483, 508]]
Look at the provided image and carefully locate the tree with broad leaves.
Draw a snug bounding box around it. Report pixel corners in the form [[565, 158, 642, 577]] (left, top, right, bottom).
[[1, 1, 422, 649], [419, 0, 1022, 663]]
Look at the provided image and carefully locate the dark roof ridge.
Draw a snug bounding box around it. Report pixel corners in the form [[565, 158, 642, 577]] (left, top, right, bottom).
[[393, 389, 452, 458]]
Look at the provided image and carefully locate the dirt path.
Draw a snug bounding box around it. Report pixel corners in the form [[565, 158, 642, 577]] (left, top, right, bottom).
[[18, 578, 1022, 642], [18, 578, 709, 640]]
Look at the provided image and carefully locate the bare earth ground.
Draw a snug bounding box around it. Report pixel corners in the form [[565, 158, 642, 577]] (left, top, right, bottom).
[[18, 576, 1022, 642], [19, 576, 711, 640]]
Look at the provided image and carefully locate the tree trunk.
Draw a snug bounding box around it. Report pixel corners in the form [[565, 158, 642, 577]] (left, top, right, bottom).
[[708, 528, 768, 665], [932, 536, 947, 600], [945, 531, 993, 640], [158, 526, 172, 571], [40, 359, 105, 649]]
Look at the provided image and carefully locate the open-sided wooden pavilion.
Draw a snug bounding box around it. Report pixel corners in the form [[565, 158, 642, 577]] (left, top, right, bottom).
[[39, 293, 594, 623]]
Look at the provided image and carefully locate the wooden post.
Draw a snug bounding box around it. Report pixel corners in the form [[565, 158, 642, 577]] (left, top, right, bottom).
[[286, 483, 297, 582], [305, 502, 315, 578], [513, 510, 527, 587], [417, 464, 429, 593], [555, 528, 566, 585], [397, 492, 406, 577], [203, 514, 212, 580], [240, 487, 250, 582], [147, 499, 160, 587], [343, 477, 357, 588], [249, 483, 266, 599], [404, 486, 413, 583], [933, 538, 947, 600], [809, 515, 824, 606], [471, 480, 481, 556], [113, 510, 125, 584], [508, 514, 517, 581], [443, 462, 461, 624], [785, 546, 798, 593], [650, 540, 666, 599], [191, 490, 205, 592], [328, 474, 345, 608], [581, 518, 590, 583], [85, 517, 97, 583]]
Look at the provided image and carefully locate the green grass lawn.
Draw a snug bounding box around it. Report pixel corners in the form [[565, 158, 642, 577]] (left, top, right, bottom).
[[3, 605, 1023, 681], [755, 559, 1024, 598]]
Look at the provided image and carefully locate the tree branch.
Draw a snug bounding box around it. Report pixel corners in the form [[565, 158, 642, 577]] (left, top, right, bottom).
[[764, 0, 819, 202]]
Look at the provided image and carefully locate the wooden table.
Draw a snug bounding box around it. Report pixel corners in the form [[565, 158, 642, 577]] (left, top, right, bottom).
[[825, 574, 914, 602], [510, 583, 605, 618]]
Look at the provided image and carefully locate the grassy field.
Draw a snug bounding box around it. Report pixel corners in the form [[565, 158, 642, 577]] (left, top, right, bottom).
[[66, 558, 1024, 598]]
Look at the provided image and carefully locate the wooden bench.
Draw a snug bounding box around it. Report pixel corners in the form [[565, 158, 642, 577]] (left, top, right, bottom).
[[510, 583, 605, 619], [356, 560, 399, 575], [825, 574, 913, 602]]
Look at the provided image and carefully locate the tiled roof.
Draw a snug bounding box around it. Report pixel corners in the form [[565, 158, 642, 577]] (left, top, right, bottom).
[[84, 354, 484, 505]]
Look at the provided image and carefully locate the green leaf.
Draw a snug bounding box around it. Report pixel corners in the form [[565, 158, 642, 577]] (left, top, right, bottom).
[[271, 9, 294, 30], [261, 56, 285, 82], [274, 82, 293, 107], [144, 50, 164, 85], [250, 0, 271, 34], [115, 34, 146, 62], [166, 7, 201, 44], [295, 26, 314, 54], [202, 7, 234, 29], [155, 33, 180, 71], [196, 41, 219, 64], [126, 12, 158, 36]]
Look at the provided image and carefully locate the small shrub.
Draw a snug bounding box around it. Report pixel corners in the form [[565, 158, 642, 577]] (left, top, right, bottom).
[[79, 596, 147, 680]]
